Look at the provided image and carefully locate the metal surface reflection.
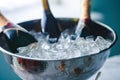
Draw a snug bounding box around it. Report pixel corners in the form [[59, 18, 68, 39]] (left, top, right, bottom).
[[0, 18, 117, 80]]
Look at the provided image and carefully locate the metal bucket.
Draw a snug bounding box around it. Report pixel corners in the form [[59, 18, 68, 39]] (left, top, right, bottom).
[[0, 18, 117, 80]]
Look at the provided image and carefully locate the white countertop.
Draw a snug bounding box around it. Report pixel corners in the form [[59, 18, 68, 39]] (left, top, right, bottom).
[[89, 55, 120, 80]]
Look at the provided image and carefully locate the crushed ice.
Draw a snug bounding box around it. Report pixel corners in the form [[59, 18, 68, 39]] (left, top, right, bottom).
[[17, 30, 112, 60]]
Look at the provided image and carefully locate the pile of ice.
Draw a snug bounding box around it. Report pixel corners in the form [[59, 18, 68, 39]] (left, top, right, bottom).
[[17, 31, 112, 60]]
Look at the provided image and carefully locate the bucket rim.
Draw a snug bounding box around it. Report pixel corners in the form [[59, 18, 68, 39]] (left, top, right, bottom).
[[0, 20, 117, 61]]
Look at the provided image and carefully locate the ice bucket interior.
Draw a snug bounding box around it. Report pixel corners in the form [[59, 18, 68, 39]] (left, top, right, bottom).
[[0, 18, 117, 54]]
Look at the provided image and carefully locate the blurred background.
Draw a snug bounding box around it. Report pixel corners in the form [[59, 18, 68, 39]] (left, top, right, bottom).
[[0, 0, 120, 80]]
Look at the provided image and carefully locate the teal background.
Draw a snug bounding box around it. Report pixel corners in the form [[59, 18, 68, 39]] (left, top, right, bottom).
[[0, 52, 21, 80], [92, 0, 120, 56], [0, 0, 120, 80]]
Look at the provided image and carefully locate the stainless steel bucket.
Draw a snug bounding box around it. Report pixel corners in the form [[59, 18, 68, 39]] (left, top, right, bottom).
[[0, 18, 117, 80]]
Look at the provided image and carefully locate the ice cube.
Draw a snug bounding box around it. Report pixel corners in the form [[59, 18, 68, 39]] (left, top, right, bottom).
[[95, 36, 112, 50]]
